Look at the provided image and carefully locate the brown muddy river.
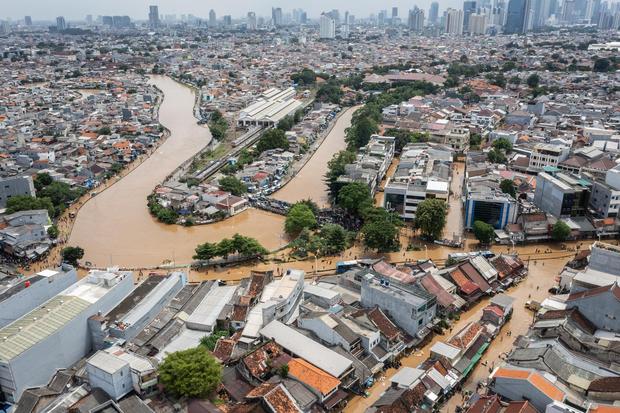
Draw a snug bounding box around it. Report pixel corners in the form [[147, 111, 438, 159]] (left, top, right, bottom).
[[69, 76, 285, 268], [272, 107, 357, 208]]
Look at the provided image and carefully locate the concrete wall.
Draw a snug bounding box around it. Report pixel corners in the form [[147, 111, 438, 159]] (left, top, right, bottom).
[[491, 377, 553, 412], [589, 244, 620, 276], [0, 268, 77, 328], [297, 317, 351, 351], [0, 176, 35, 209], [361, 279, 436, 338], [566, 291, 620, 333], [86, 358, 132, 400], [1, 274, 133, 402]]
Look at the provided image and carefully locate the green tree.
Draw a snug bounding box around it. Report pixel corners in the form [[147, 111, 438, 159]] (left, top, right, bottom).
[[325, 150, 356, 199], [552, 220, 571, 241], [337, 183, 372, 217], [492, 137, 513, 153], [487, 148, 507, 164], [47, 225, 59, 239], [193, 242, 218, 261], [218, 176, 247, 196], [216, 238, 235, 259], [6, 195, 55, 217], [200, 330, 229, 351], [500, 179, 516, 198], [345, 116, 379, 149], [473, 220, 495, 244], [285, 203, 317, 236], [290, 68, 317, 85], [34, 172, 53, 191], [509, 75, 521, 85], [317, 223, 349, 255], [158, 347, 222, 399], [593, 58, 611, 72], [527, 73, 540, 88], [277, 116, 295, 131], [256, 129, 289, 153], [61, 246, 84, 266], [361, 209, 401, 252], [316, 79, 343, 104], [415, 199, 447, 240]]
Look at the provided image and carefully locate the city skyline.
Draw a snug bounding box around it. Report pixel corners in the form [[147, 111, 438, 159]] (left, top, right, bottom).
[[4, 0, 467, 21]]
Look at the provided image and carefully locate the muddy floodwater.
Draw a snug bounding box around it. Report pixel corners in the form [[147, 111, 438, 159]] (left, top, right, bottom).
[[69, 76, 285, 268], [271, 106, 358, 208]]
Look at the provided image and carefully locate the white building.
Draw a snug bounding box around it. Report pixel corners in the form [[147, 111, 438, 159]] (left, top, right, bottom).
[[529, 143, 570, 171], [240, 269, 305, 346], [87, 346, 157, 401], [237, 88, 303, 127], [0, 269, 133, 402], [445, 8, 464, 35], [0, 265, 77, 328], [320, 13, 336, 39], [469, 13, 488, 34]]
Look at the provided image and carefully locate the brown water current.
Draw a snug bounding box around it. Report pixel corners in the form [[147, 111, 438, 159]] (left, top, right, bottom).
[[69, 76, 285, 268], [271, 106, 358, 208]]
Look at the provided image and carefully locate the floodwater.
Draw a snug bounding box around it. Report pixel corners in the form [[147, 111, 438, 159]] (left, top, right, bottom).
[[272, 107, 358, 208], [69, 76, 285, 268], [444, 162, 465, 240], [344, 254, 567, 412]]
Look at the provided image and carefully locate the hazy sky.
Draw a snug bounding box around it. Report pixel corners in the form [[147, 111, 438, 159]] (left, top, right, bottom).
[[4, 0, 460, 21]]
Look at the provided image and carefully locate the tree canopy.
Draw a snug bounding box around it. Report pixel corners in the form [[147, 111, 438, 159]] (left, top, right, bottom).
[[325, 150, 356, 199], [158, 346, 222, 399], [500, 179, 516, 198], [337, 182, 372, 217], [361, 207, 402, 252], [6, 195, 55, 217], [527, 73, 540, 88], [345, 116, 379, 149], [61, 246, 84, 266], [285, 203, 317, 236], [492, 137, 513, 153], [473, 220, 495, 244], [415, 199, 447, 240], [552, 220, 571, 242], [218, 176, 247, 196], [193, 233, 268, 261], [256, 129, 289, 153]]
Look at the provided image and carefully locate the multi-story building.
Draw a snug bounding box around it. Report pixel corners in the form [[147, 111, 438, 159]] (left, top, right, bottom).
[[0, 269, 133, 402], [429, 2, 440, 24], [0, 265, 77, 328], [529, 143, 570, 171], [446, 8, 465, 34], [445, 127, 470, 151], [55, 16, 66, 31], [589, 164, 620, 218], [0, 176, 35, 209], [465, 175, 518, 229], [361, 273, 437, 339], [469, 13, 488, 34], [504, 0, 531, 33], [534, 172, 591, 217], [272, 7, 283, 27], [247, 12, 257, 30], [463, 0, 478, 31], [148, 6, 159, 28], [408, 7, 425, 32], [338, 135, 395, 195], [383, 144, 452, 220], [320, 13, 336, 39]]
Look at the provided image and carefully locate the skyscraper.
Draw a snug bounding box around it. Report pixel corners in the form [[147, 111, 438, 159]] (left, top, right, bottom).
[[469, 13, 488, 33], [56, 16, 66, 31], [331, 9, 340, 22], [247, 12, 257, 30], [24, 16, 32, 26], [85, 14, 92, 25], [445, 8, 464, 34], [272, 7, 283, 27], [148, 5, 159, 28], [429, 2, 440, 24], [504, 0, 531, 33], [463, 1, 478, 32], [319, 13, 336, 39], [223, 15, 232, 27], [343, 10, 350, 38], [408, 7, 425, 31], [378, 10, 388, 25], [209, 9, 217, 27]]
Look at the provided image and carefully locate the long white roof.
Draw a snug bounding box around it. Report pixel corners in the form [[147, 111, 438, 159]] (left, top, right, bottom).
[[260, 320, 352, 377]]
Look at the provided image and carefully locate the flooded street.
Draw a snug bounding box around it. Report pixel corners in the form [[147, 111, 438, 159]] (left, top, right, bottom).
[[69, 76, 285, 268], [272, 106, 358, 208], [344, 255, 567, 413]]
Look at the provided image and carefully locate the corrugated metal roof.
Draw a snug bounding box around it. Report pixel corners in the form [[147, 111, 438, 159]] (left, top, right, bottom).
[[0, 295, 90, 361]]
